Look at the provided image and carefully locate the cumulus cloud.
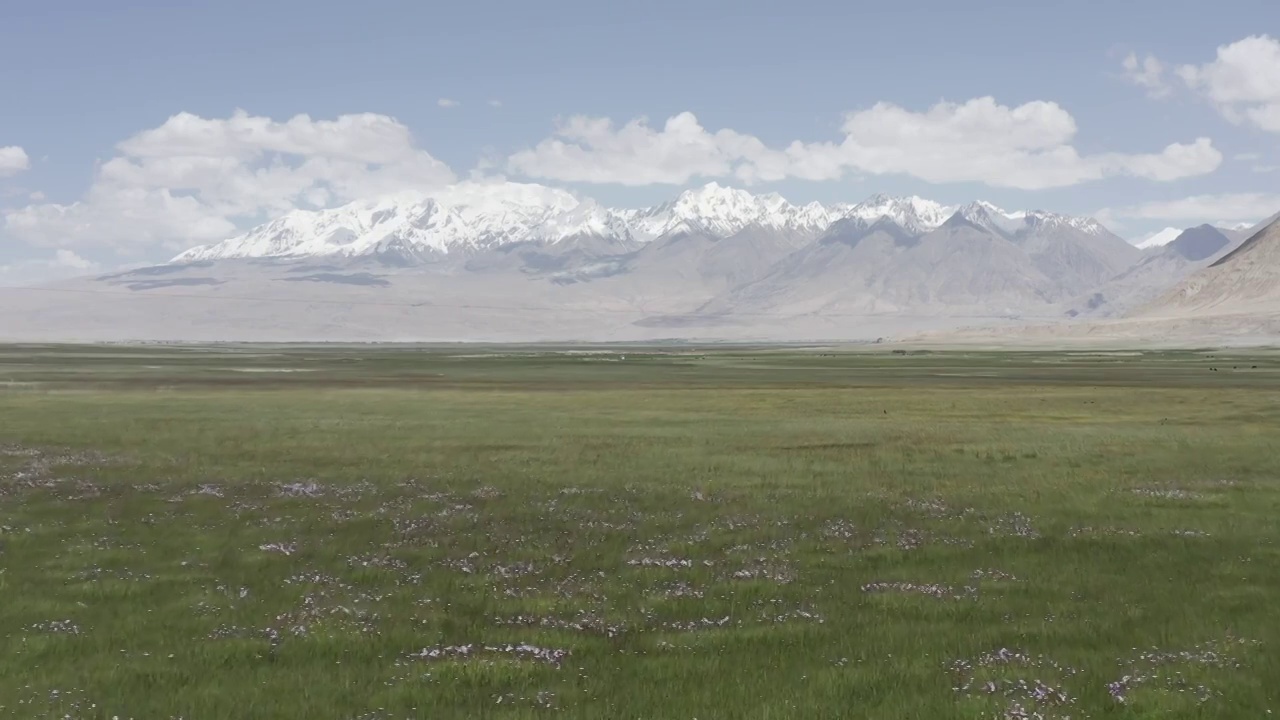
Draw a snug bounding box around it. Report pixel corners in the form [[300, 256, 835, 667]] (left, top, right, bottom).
[[1177, 35, 1280, 132], [1122, 52, 1171, 98], [438, 98, 460, 108], [507, 112, 778, 186], [3, 110, 454, 253], [825, 98, 1218, 189], [0, 249, 98, 287], [508, 99, 1221, 190], [0, 146, 30, 177], [1102, 192, 1280, 226], [5, 188, 239, 254]]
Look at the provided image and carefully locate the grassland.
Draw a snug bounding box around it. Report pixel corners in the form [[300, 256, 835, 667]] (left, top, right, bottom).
[[1, 344, 1278, 719]]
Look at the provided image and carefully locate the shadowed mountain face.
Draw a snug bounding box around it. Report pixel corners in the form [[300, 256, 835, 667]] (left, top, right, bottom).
[[1015, 218, 1140, 292], [1058, 225, 1244, 320], [684, 210, 1138, 321], [1210, 215, 1280, 268], [614, 224, 821, 294], [1169, 225, 1230, 263], [691, 221, 918, 318], [823, 217, 921, 249]]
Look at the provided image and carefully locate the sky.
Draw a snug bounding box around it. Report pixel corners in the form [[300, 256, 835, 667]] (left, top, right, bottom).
[[2, 0, 1279, 283]]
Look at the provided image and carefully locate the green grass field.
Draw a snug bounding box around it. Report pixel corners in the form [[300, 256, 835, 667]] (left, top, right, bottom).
[[1, 345, 1278, 719]]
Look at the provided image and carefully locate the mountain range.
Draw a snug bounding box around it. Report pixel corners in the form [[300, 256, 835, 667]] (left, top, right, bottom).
[[919, 215, 1280, 348], [1, 182, 1277, 344], [1141, 216, 1280, 318], [173, 183, 947, 264]]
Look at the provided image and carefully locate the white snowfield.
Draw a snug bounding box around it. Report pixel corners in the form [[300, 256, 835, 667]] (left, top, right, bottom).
[[1135, 228, 1183, 250], [3, 182, 1278, 347]]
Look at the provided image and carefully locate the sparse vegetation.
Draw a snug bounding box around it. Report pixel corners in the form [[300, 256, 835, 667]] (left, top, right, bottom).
[[1, 345, 1278, 718]]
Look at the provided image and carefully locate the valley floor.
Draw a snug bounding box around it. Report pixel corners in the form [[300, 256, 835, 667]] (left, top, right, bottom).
[[1, 345, 1278, 718]]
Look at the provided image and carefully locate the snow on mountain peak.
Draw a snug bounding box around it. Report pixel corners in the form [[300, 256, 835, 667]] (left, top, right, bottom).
[[624, 181, 833, 241], [951, 201, 1024, 236], [1134, 227, 1183, 249], [1023, 209, 1107, 236], [171, 182, 1117, 264], [957, 200, 1019, 221], [948, 202, 1106, 238], [848, 194, 955, 233], [672, 182, 765, 220], [174, 181, 601, 262]]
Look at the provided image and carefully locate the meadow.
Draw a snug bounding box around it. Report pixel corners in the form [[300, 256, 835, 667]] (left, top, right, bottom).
[[0, 344, 1278, 719]]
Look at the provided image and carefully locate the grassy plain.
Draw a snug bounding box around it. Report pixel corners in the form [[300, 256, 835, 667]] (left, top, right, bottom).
[[1, 344, 1278, 719]]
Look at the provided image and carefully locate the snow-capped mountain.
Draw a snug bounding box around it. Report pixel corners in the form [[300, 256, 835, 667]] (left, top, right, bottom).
[[173, 182, 1111, 265], [952, 201, 1027, 236], [843, 194, 955, 234], [12, 178, 1248, 344], [615, 182, 840, 241], [1134, 227, 1183, 249], [950, 201, 1108, 240], [174, 183, 625, 262], [1139, 216, 1280, 319], [694, 196, 1136, 321], [1022, 209, 1110, 236]]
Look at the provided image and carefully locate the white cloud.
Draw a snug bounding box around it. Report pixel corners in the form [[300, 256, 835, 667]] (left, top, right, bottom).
[[53, 248, 94, 270], [1102, 192, 1280, 225], [0, 249, 98, 287], [1091, 208, 1128, 234], [5, 188, 239, 255], [1122, 52, 1171, 98], [507, 112, 778, 186], [1177, 35, 1280, 132], [1235, 152, 1261, 161], [488, 99, 503, 108], [826, 98, 1219, 189], [508, 99, 1221, 190], [28, 191, 45, 202], [3, 110, 454, 253], [0, 146, 30, 177], [438, 98, 460, 108]]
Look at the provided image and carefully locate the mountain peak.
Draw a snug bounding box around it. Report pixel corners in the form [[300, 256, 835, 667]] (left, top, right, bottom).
[[944, 203, 1106, 239], [1139, 216, 1280, 317], [949, 201, 1024, 237], [1023, 209, 1105, 236], [1134, 227, 1183, 249], [957, 200, 1021, 220], [972, 200, 1011, 216], [672, 181, 757, 209], [625, 183, 781, 240], [847, 194, 954, 233], [1209, 215, 1280, 268], [1163, 224, 1230, 262]]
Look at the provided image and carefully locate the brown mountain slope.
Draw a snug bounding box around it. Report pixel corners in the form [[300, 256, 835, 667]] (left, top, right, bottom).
[[1135, 216, 1280, 318]]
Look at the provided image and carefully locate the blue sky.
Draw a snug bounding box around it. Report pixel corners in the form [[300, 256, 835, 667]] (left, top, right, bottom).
[[2, 0, 1279, 279]]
